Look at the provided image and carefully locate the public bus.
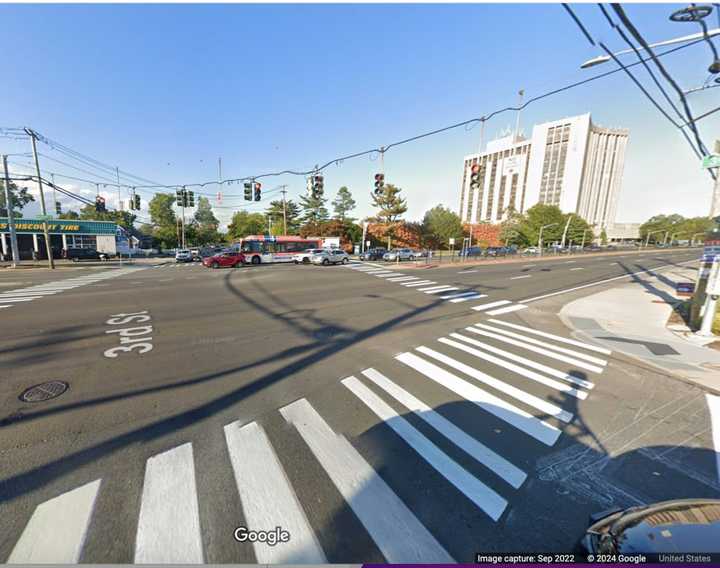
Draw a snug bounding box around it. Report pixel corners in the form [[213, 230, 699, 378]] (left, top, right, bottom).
[[236, 235, 324, 264]]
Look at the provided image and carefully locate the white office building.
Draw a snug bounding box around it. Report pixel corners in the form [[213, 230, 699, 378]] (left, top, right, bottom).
[[459, 113, 629, 230]]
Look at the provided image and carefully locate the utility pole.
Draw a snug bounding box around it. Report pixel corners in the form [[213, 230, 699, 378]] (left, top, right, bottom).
[[2, 155, 21, 267], [116, 167, 122, 211], [515, 89, 524, 140], [26, 129, 54, 268], [181, 186, 186, 249], [280, 185, 288, 235], [710, 140, 720, 218], [50, 173, 58, 216], [560, 215, 573, 249]]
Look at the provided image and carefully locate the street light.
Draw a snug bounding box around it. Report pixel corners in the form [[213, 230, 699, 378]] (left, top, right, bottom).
[[580, 28, 720, 68], [538, 223, 559, 256], [580, 228, 592, 249], [644, 229, 665, 248]]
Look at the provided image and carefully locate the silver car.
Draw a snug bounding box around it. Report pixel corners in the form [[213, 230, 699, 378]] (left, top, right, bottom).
[[293, 248, 325, 264], [311, 249, 350, 266], [383, 248, 414, 262]]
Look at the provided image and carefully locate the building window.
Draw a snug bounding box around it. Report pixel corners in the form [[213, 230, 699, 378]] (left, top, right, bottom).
[[474, 161, 488, 222], [508, 173, 519, 212], [486, 159, 497, 220], [68, 235, 97, 249]]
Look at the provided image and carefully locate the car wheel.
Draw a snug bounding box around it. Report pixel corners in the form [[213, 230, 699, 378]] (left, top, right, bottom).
[[251, 256, 260, 265], [342, 257, 349, 264], [322, 258, 329, 266], [302, 258, 310, 264], [212, 262, 219, 269], [72, 258, 79, 262], [294, 260, 299, 264]]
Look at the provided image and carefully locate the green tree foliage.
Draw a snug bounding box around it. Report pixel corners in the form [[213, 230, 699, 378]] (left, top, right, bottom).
[[194, 196, 219, 227], [266, 199, 301, 235], [498, 207, 529, 247], [421, 205, 464, 249], [78, 204, 136, 230], [192, 196, 222, 245], [370, 183, 407, 223], [0, 179, 35, 217], [227, 210, 266, 240], [518, 204, 566, 246], [564, 215, 595, 246], [640, 214, 715, 244], [332, 186, 356, 223], [299, 192, 329, 234], [147, 193, 179, 249], [58, 210, 80, 220]]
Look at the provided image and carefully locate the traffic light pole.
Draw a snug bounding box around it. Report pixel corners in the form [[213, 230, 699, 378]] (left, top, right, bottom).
[[2, 155, 21, 267], [181, 186, 186, 249], [280, 185, 288, 235], [27, 129, 55, 269]]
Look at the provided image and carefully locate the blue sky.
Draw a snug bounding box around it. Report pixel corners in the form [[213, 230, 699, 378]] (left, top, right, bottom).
[[1, 3, 718, 227]]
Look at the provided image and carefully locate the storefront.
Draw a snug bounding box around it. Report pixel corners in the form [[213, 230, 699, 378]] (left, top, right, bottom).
[[0, 218, 120, 260]]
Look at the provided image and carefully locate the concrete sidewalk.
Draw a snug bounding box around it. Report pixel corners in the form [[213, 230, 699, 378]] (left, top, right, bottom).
[[560, 264, 720, 393]]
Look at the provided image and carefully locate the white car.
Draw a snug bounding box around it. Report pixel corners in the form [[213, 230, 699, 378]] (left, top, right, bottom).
[[383, 248, 414, 261], [175, 249, 193, 263], [311, 249, 350, 266], [293, 248, 326, 264]]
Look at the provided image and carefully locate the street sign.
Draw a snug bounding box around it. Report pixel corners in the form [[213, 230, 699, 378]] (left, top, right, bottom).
[[449, 238, 455, 245], [702, 154, 720, 169], [36, 214, 54, 221]]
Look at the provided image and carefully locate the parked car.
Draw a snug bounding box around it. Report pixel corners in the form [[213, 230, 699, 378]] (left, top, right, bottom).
[[175, 249, 193, 263], [411, 249, 428, 259], [460, 246, 484, 258], [62, 248, 107, 262], [294, 248, 327, 264], [383, 248, 414, 262], [484, 246, 507, 257], [583, 244, 602, 252], [521, 247, 539, 256], [202, 251, 245, 269], [577, 499, 720, 558], [359, 247, 387, 261], [311, 249, 350, 266]]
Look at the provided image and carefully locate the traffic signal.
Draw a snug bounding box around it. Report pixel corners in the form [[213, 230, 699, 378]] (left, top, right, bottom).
[[253, 182, 262, 202], [313, 175, 324, 196], [55, 201, 61, 215], [374, 173, 385, 195], [470, 163, 481, 190], [188, 191, 195, 207], [176, 188, 183, 204], [244, 182, 252, 201], [134, 194, 141, 210], [95, 196, 106, 213]]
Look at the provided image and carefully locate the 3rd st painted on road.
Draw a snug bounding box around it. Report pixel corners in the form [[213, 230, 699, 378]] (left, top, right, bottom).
[[103, 310, 155, 358]]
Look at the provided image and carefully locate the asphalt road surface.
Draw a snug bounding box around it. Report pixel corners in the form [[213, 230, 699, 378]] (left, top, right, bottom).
[[1, 248, 718, 563]]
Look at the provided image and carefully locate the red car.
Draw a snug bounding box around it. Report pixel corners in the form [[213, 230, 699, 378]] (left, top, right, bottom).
[[202, 251, 245, 269]]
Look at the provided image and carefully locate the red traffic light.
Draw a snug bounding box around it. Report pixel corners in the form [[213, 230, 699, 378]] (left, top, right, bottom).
[[374, 173, 384, 182], [470, 164, 481, 174], [254, 182, 262, 191]]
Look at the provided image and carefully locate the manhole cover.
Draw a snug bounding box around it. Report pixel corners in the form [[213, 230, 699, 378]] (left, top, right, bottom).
[[19, 381, 69, 403]]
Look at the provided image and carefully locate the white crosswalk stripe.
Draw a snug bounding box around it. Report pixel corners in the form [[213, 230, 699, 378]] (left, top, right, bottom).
[[396, 351, 562, 446], [403, 280, 436, 287], [424, 287, 459, 294], [472, 300, 511, 311], [486, 303, 528, 316], [280, 398, 454, 563], [486, 319, 612, 355], [449, 293, 486, 303], [343, 375, 508, 521]]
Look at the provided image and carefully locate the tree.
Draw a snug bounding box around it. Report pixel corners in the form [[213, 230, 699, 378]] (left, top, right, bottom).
[[227, 210, 266, 240], [58, 210, 80, 220], [266, 199, 301, 235], [517, 204, 566, 247], [599, 228, 608, 245], [563, 214, 595, 247], [299, 192, 329, 234], [78, 204, 136, 230], [194, 196, 219, 227], [332, 186, 356, 223], [421, 205, 464, 249], [0, 179, 35, 217], [370, 184, 408, 248], [498, 206, 529, 247], [149, 193, 177, 227]]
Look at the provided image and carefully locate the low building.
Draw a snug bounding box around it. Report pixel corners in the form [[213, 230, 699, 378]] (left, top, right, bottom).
[[0, 218, 120, 260]]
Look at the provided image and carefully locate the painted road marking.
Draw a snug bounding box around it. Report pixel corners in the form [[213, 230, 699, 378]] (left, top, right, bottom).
[[343, 375, 507, 521], [487, 319, 612, 355], [450, 293, 487, 303], [424, 287, 460, 295], [448, 333, 594, 390], [403, 280, 435, 287], [475, 323, 608, 366], [466, 326, 604, 374], [459, 270, 479, 273], [0, 297, 35, 302], [565, 261, 576, 264], [7, 479, 101, 563], [570, 267, 584, 271], [224, 421, 326, 563], [472, 300, 511, 311], [439, 291, 479, 300], [417, 345, 576, 419], [134, 443, 204, 563], [418, 285, 451, 292], [440, 336, 587, 400], [707, 394, 720, 484], [0, 305, 10, 309], [376, 273, 403, 278], [396, 352, 561, 446], [522, 264, 536, 268], [486, 304, 528, 316], [280, 398, 454, 563], [387, 276, 418, 282], [360, 368, 526, 489], [519, 260, 696, 303], [510, 275, 531, 280]]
